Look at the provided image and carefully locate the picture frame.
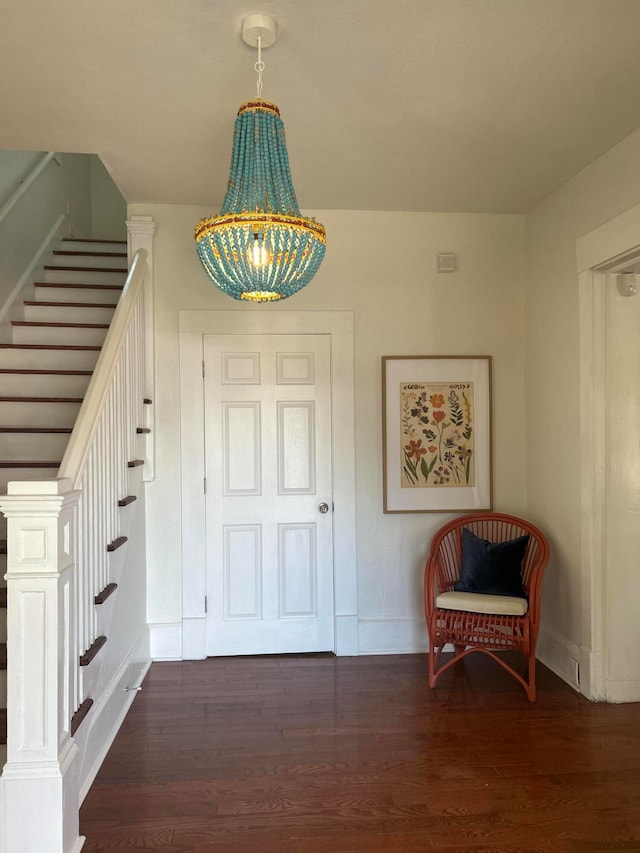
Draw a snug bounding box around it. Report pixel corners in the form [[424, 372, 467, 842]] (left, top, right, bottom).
[[382, 355, 492, 513]]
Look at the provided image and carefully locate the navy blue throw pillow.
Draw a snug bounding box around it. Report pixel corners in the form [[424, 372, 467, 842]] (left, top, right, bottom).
[[454, 527, 529, 598]]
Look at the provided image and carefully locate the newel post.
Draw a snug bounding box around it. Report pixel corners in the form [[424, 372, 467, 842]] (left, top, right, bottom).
[[0, 480, 84, 853]]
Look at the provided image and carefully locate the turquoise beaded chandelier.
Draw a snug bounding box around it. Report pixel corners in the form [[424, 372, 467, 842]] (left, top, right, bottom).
[[195, 16, 326, 302]]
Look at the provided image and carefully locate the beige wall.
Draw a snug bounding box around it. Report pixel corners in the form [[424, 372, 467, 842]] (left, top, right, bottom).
[[130, 203, 526, 653], [0, 151, 43, 205], [0, 151, 94, 334], [91, 158, 127, 240], [525, 125, 640, 687]]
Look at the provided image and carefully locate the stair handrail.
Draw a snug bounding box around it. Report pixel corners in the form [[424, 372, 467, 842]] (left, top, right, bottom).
[[0, 152, 57, 225], [58, 248, 148, 489]]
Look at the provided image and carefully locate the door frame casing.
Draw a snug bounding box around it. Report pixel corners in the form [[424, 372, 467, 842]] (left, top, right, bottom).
[[178, 310, 358, 659], [577, 202, 640, 701]]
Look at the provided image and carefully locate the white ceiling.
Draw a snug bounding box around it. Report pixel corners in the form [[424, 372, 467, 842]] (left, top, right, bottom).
[[3, 0, 640, 213]]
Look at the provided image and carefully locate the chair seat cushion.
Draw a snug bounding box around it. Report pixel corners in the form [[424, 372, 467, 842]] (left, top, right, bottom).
[[436, 590, 529, 616]]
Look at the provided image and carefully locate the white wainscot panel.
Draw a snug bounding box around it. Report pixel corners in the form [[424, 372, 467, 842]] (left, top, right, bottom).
[[17, 528, 48, 562], [224, 525, 262, 620], [277, 352, 315, 384], [224, 402, 261, 494], [222, 351, 260, 384], [279, 524, 316, 617], [278, 402, 315, 494], [18, 590, 47, 750]]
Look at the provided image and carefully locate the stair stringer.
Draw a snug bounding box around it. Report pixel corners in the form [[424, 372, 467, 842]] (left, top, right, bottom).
[[73, 463, 150, 803]]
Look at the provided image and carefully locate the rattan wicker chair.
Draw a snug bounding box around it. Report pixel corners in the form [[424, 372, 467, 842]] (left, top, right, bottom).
[[424, 512, 550, 702]]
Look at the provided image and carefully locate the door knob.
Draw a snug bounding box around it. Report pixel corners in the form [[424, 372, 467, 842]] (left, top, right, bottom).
[[318, 502, 330, 514]]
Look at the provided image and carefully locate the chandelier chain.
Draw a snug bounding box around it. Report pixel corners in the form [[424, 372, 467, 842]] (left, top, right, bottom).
[[254, 36, 264, 99]]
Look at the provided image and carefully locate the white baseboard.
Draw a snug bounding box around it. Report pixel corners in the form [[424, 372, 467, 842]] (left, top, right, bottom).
[[78, 628, 151, 802], [149, 622, 183, 660], [358, 617, 428, 655], [335, 614, 358, 656], [604, 678, 640, 703], [180, 614, 361, 659], [538, 625, 640, 702], [536, 624, 581, 692], [162, 616, 422, 658], [182, 617, 206, 660]]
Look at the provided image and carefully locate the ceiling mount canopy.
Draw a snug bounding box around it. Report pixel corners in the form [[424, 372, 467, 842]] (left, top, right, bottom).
[[194, 14, 326, 303]]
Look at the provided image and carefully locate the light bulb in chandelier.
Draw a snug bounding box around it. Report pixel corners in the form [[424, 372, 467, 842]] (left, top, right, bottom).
[[194, 14, 326, 302], [249, 231, 269, 268]]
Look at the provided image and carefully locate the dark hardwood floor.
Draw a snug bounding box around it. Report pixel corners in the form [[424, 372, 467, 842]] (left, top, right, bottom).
[[80, 653, 640, 852]]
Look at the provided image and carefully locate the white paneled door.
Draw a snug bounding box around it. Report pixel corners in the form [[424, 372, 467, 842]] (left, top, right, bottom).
[[204, 334, 334, 655]]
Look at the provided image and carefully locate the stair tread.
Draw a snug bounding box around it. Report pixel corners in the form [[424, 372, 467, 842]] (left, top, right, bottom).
[[118, 495, 137, 507], [35, 282, 123, 290], [53, 251, 127, 258], [62, 237, 126, 244], [0, 643, 6, 670], [12, 321, 109, 329], [0, 396, 83, 402], [0, 427, 73, 433], [0, 539, 6, 554], [24, 300, 117, 309], [0, 460, 60, 467], [44, 265, 127, 273], [0, 588, 6, 608], [94, 582, 117, 605], [70, 697, 94, 736], [107, 535, 128, 552], [0, 708, 5, 745], [0, 369, 92, 375], [80, 635, 107, 667], [0, 344, 102, 351]]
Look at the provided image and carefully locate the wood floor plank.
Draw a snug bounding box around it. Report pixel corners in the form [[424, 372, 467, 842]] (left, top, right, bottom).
[[80, 653, 640, 851]]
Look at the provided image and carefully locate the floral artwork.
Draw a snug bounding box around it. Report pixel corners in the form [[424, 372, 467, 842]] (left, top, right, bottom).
[[400, 382, 474, 488]]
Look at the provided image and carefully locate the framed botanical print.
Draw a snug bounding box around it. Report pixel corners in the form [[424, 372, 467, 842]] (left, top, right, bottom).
[[382, 355, 492, 513]]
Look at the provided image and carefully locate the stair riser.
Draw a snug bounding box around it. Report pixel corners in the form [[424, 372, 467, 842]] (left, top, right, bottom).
[[0, 348, 100, 370], [34, 285, 121, 305], [44, 268, 127, 286], [24, 304, 115, 324], [0, 433, 70, 461], [0, 401, 81, 428], [61, 240, 127, 253], [12, 325, 108, 347], [0, 374, 91, 397], [0, 469, 60, 496], [50, 254, 127, 270]]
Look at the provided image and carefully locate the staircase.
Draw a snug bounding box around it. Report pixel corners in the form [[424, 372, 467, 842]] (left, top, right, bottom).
[[0, 236, 128, 766]]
